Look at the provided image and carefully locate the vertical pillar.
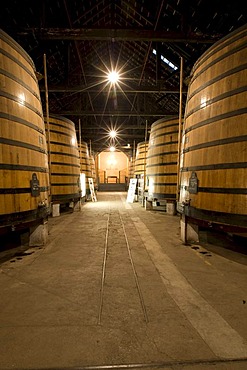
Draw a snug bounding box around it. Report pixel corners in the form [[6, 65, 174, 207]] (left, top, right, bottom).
[[180, 214, 199, 244], [52, 204, 60, 217], [166, 201, 176, 215], [29, 220, 48, 247], [145, 199, 153, 210]]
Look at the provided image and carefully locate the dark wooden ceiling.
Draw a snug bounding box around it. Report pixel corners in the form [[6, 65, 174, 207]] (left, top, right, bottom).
[[1, 0, 246, 154]]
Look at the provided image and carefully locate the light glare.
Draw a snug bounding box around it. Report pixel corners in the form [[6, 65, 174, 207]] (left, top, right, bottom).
[[109, 146, 116, 152], [200, 97, 207, 108], [109, 130, 117, 138], [107, 71, 119, 83], [18, 93, 25, 106]]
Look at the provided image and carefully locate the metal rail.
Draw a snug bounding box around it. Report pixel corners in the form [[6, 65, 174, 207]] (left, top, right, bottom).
[[97, 212, 110, 325], [97, 204, 148, 324], [27, 357, 247, 369], [119, 212, 148, 323]]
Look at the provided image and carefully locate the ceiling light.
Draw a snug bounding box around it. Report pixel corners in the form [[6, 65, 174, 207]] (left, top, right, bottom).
[[109, 146, 116, 152], [109, 130, 117, 138], [107, 71, 120, 84]]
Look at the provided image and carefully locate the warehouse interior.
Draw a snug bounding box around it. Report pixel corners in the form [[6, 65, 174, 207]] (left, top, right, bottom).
[[0, 2, 247, 369], [1, 0, 246, 154]]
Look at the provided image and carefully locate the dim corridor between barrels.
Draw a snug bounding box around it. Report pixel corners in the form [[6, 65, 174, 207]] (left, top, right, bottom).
[[0, 192, 247, 369]]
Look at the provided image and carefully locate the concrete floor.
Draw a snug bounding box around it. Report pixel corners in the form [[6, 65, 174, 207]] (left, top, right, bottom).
[[0, 192, 247, 370]]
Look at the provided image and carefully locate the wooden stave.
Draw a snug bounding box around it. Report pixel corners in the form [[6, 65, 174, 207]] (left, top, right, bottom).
[[179, 25, 247, 228], [134, 141, 148, 176], [128, 158, 135, 178], [89, 155, 97, 187], [45, 115, 81, 203], [146, 117, 179, 200], [0, 30, 50, 225], [78, 142, 91, 194]]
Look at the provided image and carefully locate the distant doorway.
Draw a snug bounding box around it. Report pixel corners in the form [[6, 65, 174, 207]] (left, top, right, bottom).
[[97, 150, 129, 191]]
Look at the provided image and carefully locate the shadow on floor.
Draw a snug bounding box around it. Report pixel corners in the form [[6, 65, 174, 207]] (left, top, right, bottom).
[[199, 228, 247, 265]]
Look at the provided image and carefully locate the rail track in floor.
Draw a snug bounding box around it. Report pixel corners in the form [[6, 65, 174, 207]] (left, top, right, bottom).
[[97, 199, 148, 325]]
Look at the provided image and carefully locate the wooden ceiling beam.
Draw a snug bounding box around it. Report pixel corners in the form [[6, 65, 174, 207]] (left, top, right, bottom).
[[58, 111, 175, 116], [21, 28, 220, 43], [39, 85, 186, 93]]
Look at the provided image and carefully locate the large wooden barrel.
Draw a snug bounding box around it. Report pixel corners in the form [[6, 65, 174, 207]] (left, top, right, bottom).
[[179, 24, 247, 233], [146, 117, 179, 200], [0, 29, 50, 231], [89, 154, 97, 188], [134, 141, 148, 177], [128, 157, 135, 179], [78, 141, 91, 197], [45, 114, 81, 204]]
